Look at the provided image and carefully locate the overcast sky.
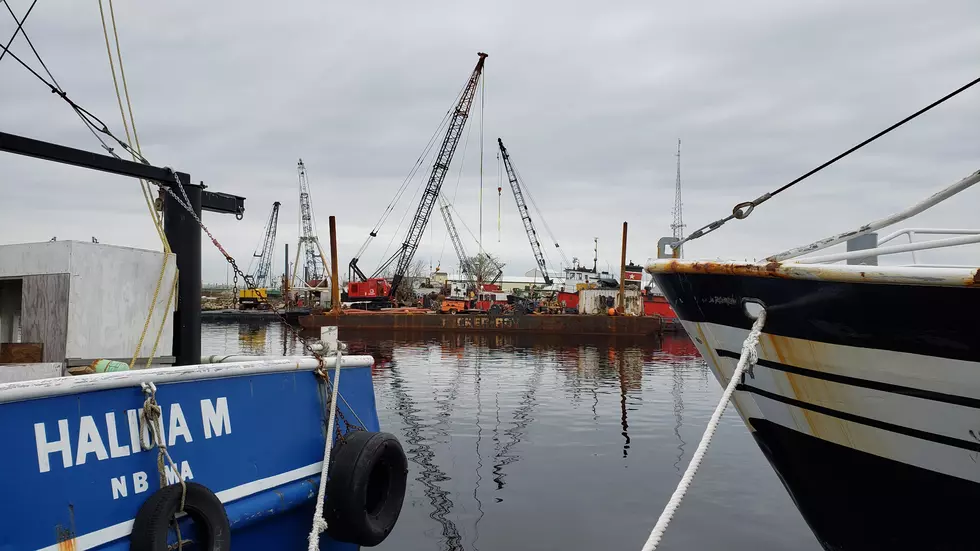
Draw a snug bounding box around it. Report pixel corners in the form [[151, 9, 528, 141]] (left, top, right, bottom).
[[2, 0, 978, 283]]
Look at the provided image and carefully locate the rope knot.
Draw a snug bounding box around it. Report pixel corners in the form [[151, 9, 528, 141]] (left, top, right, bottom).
[[139, 381, 188, 548]]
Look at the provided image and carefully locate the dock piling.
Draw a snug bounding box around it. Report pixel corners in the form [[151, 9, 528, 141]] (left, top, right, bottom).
[[618, 221, 628, 312], [329, 216, 341, 314]]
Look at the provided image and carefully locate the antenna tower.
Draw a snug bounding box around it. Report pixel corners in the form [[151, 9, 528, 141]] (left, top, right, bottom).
[[670, 139, 685, 258]]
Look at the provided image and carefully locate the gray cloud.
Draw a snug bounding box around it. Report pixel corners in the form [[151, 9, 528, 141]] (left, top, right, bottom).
[[2, 0, 978, 282]]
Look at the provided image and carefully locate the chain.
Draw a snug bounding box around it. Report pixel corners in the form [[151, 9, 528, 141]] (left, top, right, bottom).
[[232, 270, 239, 308]]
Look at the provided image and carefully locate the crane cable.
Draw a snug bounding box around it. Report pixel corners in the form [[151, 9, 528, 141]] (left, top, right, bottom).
[[354, 81, 469, 260], [437, 98, 477, 268], [97, 0, 177, 369], [510, 160, 570, 269]]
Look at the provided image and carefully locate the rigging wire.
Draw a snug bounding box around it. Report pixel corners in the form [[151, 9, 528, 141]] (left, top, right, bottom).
[[673, 73, 980, 249], [353, 80, 469, 260], [0, 1, 118, 157], [449, 202, 484, 253], [510, 160, 570, 268], [436, 99, 477, 268], [479, 63, 485, 250], [0, 0, 36, 65], [0, 34, 150, 165], [497, 151, 501, 243], [377, 139, 443, 272]]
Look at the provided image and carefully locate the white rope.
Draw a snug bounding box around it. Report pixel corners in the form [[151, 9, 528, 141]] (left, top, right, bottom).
[[640, 308, 767, 551], [307, 349, 343, 551]]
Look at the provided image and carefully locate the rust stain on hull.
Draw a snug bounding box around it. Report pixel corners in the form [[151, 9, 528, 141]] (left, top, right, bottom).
[[764, 334, 861, 449]]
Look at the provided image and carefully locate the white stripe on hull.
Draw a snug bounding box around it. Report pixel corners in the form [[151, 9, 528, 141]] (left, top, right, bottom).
[[684, 320, 980, 484]]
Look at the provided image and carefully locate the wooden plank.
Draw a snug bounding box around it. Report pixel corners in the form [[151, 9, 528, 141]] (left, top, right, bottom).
[[21, 274, 69, 363], [0, 342, 43, 363]]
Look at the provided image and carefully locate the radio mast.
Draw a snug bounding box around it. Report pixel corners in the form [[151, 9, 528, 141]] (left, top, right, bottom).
[[669, 139, 684, 258]]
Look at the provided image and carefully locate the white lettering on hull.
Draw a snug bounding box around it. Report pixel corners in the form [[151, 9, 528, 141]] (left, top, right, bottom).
[[201, 397, 231, 439], [34, 419, 71, 473], [111, 469, 174, 500], [134, 471, 149, 494], [168, 403, 193, 446], [33, 397, 231, 473], [76, 415, 109, 466], [106, 412, 130, 458], [111, 476, 127, 500]]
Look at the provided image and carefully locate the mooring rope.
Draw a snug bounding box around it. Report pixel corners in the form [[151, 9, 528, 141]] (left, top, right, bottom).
[[307, 349, 344, 551], [640, 308, 767, 551], [140, 381, 188, 550]]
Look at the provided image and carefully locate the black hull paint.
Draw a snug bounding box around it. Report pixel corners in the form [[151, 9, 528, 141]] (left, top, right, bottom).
[[652, 271, 980, 362], [752, 418, 980, 551], [650, 270, 980, 550]]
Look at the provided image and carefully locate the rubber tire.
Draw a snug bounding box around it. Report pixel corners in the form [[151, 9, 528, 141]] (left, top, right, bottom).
[[130, 482, 231, 551], [325, 431, 408, 547], [448, 308, 457, 315]]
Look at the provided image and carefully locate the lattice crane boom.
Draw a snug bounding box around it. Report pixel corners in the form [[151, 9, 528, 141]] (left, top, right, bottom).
[[387, 52, 488, 298], [252, 201, 281, 288], [498, 137, 552, 286], [439, 195, 470, 274], [294, 159, 330, 287]]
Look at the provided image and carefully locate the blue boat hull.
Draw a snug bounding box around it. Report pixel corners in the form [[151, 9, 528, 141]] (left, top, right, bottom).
[[0, 360, 379, 550]]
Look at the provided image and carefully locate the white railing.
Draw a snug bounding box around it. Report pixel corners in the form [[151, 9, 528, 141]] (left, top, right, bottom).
[[767, 169, 980, 267], [793, 228, 980, 265]]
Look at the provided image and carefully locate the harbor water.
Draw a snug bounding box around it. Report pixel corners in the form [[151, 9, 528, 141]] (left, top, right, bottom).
[[202, 321, 820, 550]]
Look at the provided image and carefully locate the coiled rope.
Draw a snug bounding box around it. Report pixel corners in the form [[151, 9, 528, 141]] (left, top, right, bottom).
[[640, 308, 767, 550], [307, 348, 344, 551]]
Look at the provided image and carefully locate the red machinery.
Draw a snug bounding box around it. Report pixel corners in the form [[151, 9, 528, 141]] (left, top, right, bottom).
[[473, 291, 509, 312], [348, 278, 391, 300]]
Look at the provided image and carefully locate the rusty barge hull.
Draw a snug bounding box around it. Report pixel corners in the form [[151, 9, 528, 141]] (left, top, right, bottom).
[[299, 313, 663, 336]]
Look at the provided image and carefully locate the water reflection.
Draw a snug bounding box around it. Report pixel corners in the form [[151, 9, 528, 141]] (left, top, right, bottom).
[[492, 359, 543, 493], [387, 359, 464, 551], [237, 322, 267, 355], [200, 324, 817, 551]]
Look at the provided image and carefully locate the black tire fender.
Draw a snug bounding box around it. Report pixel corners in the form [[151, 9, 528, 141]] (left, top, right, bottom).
[[325, 431, 408, 547], [130, 482, 231, 551]]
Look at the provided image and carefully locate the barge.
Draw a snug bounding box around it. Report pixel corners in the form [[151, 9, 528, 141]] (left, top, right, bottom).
[[299, 311, 663, 337]]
